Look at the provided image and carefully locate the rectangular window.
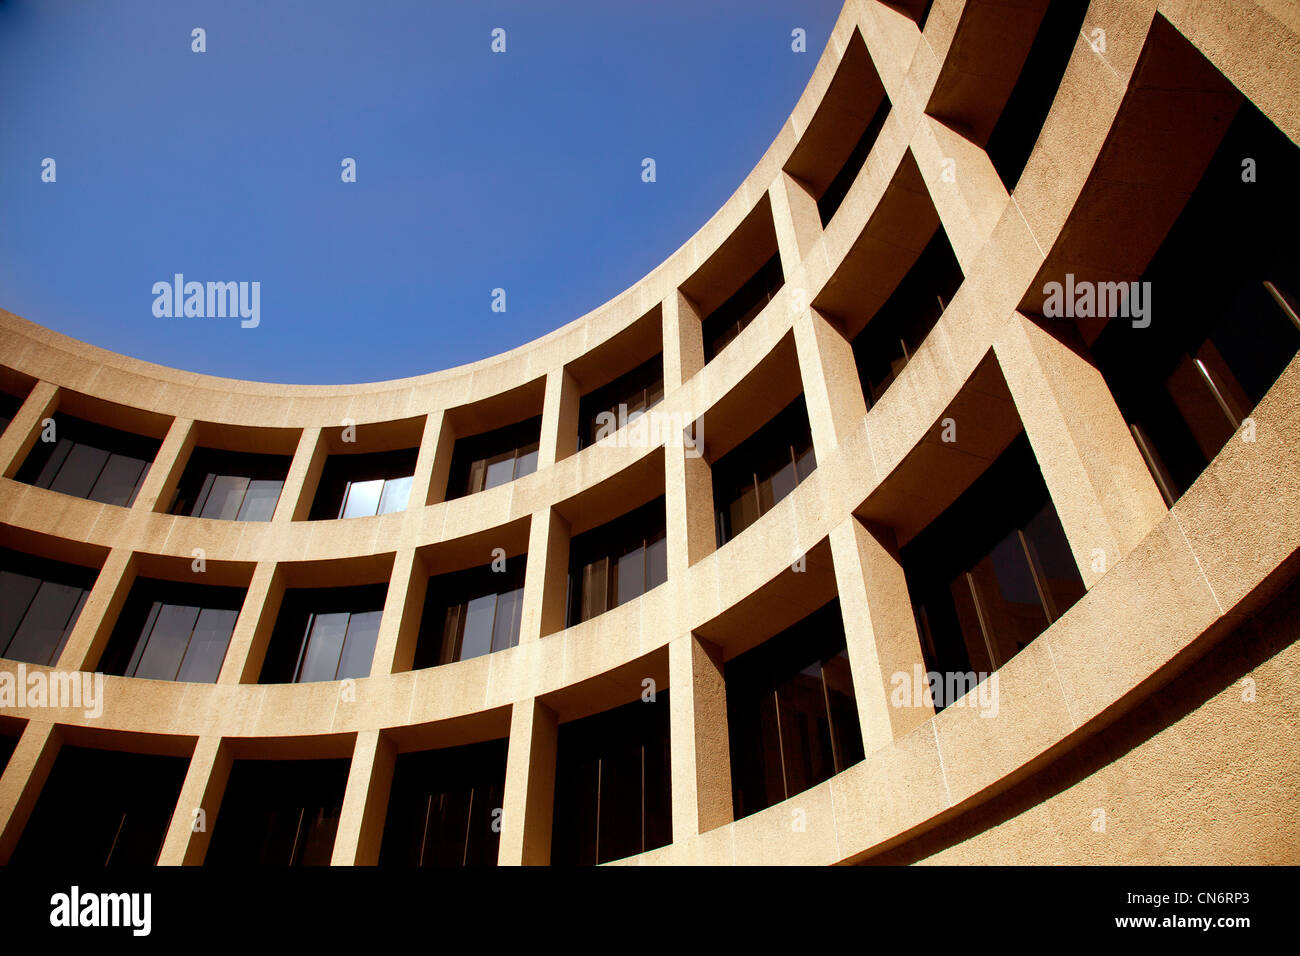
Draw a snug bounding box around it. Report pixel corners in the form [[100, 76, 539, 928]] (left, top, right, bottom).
[[380, 739, 508, 866], [0, 548, 98, 666], [551, 693, 672, 865], [11, 746, 189, 866], [205, 758, 349, 866], [170, 448, 290, 521], [576, 355, 665, 450], [258, 584, 387, 683], [712, 395, 817, 547], [726, 600, 864, 821], [701, 253, 785, 363], [445, 416, 542, 500], [15, 413, 160, 507], [309, 448, 418, 520], [566, 497, 667, 627], [98, 578, 245, 683], [413, 556, 526, 669]]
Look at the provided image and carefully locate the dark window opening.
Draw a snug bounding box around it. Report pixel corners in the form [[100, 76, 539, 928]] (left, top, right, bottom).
[[99, 578, 245, 683], [818, 95, 893, 227], [0, 547, 98, 666], [259, 584, 386, 684], [577, 356, 665, 451], [170, 448, 290, 521], [0, 734, 15, 775], [0, 393, 22, 437], [984, 0, 1090, 192], [712, 395, 817, 547], [12, 746, 188, 866], [413, 556, 526, 669], [379, 738, 507, 866], [15, 413, 160, 507], [205, 758, 349, 866], [445, 416, 542, 500], [1090, 101, 1300, 506], [565, 497, 667, 627], [852, 226, 964, 407], [726, 600, 864, 820], [309, 447, 418, 520], [900, 432, 1085, 704], [702, 254, 785, 363], [551, 693, 672, 865]]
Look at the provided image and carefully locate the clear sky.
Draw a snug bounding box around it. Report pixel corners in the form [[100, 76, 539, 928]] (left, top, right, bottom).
[[0, 0, 842, 384]]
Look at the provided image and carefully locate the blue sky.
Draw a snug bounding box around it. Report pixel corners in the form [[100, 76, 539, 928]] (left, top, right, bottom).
[[0, 0, 841, 384]]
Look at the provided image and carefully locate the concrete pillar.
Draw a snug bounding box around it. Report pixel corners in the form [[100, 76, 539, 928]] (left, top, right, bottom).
[[275, 426, 327, 522], [663, 290, 705, 390], [0, 720, 62, 863], [218, 560, 283, 684], [770, 170, 824, 270], [668, 633, 733, 840], [539, 367, 581, 468], [498, 697, 558, 866], [331, 730, 396, 866], [664, 440, 716, 582], [0, 380, 58, 479], [794, 307, 870, 457], [994, 313, 1169, 587], [54, 546, 137, 673], [830, 516, 933, 750], [156, 735, 232, 865], [135, 416, 196, 513], [370, 547, 427, 676], [519, 508, 569, 643], [411, 409, 455, 508]]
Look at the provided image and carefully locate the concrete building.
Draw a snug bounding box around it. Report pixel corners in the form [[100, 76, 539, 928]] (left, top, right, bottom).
[[0, 0, 1298, 866]]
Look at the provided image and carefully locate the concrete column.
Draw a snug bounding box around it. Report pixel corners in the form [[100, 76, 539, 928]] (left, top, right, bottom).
[[519, 508, 569, 643], [414, 408, 456, 507], [0, 720, 62, 863], [770, 170, 824, 270], [539, 367, 581, 468], [668, 633, 733, 841], [498, 697, 558, 866], [156, 735, 232, 865], [134, 416, 196, 513], [370, 547, 427, 676], [275, 426, 327, 522], [663, 290, 705, 390], [54, 546, 137, 673], [830, 516, 933, 751], [218, 560, 283, 684], [793, 306, 870, 456], [994, 313, 1169, 587], [664, 439, 716, 582], [0, 380, 58, 479], [331, 730, 396, 866]]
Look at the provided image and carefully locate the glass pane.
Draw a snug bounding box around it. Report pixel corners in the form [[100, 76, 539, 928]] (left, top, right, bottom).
[[32, 438, 74, 490], [968, 532, 1047, 668], [297, 612, 349, 682], [766, 457, 798, 509], [5, 580, 82, 666], [438, 604, 462, 666], [458, 595, 496, 662], [645, 533, 667, 591], [0, 571, 43, 655], [199, 475, 249, 520], [794, 442, 817, 481], [50, 443, 109, 499], [483, 453, 515, 491], [947, 573, 995, 678], [727, 482, 761, 541], [490, 587, 522, 653], [821, 650, 864, 770], [176, 607, 238, 683], [336, 609, 382, 680], [377, 475, 412, 515], [613, 546, 645, 608], [133, 603, 201, 680], [466, 459, 487, 496], [339, 478, 383, 519], [237, 479, 282, 522], [1021, 502, 1086, 622], [579, 557, 608, 623], [514, 444, 539, 480], [89, 454, 148, 507], [775, 665, 836, 797]]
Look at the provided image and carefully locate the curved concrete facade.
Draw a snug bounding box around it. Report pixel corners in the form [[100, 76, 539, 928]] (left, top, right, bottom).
[[1, 0, 1298, 865]]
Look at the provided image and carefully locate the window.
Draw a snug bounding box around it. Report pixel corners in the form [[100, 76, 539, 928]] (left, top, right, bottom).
[[11, 746, 188, 866], [413, 557, 525, 669], [309, 448, 418, 520], [0, 392, 22, 437], [818, 94, 892, 227], [445, 416, 542, 500], [726, 600, 864, 820], [99, 579, 245, 683], [712, 395, 817, 547], [0, 548, 98, 666], [566, 497, 667, 627], [551, 694, 672, 865], [0, 734, 15, 776], [15, 413, 160, 507], [205, 758, 349, 866], [701, 253, 785, 363], [852, 226, 964, 407], [380, 739, 507, 866], [576, 355, 665, 450], [1090, 101, 1300, 506], [170, 448, 290, 521], [901, 432, 1085, 703], [259, 584, 386, 683]]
